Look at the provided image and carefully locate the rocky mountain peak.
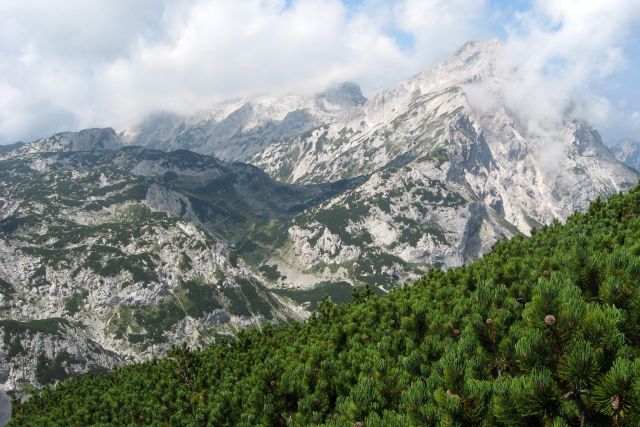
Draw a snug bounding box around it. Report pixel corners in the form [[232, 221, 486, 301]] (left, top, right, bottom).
[[315, 82, 367, 108], [12, 127, 122, 155], [450, 39, 502, 64], [415, 38, 501, 91], [357, 39, 502, 128]]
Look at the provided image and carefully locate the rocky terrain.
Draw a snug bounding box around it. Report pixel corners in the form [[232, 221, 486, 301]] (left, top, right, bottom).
[[0, 129, 358, 393], [1, 40, 638, 394], [122, 82, 366, 161]]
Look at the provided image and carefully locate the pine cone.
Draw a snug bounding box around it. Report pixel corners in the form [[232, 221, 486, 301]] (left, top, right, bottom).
[[544, 314, 556, 326], [453, 328, 461, 336], [611, 395, 621, 411], [485, 318, 493, 325], [354, 422, 365, 427]]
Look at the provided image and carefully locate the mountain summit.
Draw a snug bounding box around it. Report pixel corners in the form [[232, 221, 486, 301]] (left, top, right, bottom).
[[315, 82, 367, 108], [16, 128, 122, 154]]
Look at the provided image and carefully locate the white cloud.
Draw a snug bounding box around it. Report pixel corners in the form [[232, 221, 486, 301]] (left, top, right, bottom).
[[0, 0, 171, 60], [472, 0, 640, 136], [395, 0, 488, 59], [0, 0, 490, 143], [0, 0, 638, 144]]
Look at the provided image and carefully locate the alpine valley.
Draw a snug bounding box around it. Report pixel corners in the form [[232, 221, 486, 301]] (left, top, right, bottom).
[[1, 40, 638, 394]]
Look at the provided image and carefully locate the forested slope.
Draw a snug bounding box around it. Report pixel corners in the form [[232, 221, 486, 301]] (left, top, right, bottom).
[[11, 185, 640, 426]]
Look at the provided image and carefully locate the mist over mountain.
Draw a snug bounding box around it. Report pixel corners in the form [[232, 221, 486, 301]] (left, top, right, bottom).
[[2, 1, 640, 147], [613, 138, 640, 171], [121, 82, 367, 161]]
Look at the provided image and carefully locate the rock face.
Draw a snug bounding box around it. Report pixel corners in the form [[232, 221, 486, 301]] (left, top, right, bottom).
[[0, 134, 331, 394], [14, 128, 122, 154], [612, 139, 640, 171]]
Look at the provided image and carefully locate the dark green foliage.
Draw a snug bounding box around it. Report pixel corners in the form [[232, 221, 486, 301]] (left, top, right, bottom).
[[259, 264, 282, 281], [228, 250, 239, 268], [275, 281, 355, 310], [220, 277, 279, 317], [64, 290, 89, 315], [179, 279, 223, 317], [1, 318, 70, 360], [80, 247, 159, 283], [11, 185, 640, 426], [36, 353, 79, 385], [178, 253, 192, 271], [0, 277, 15, 297], [132, 299, 186, 345], [1, 318, 69, 337], [351, 250, 407, 286]]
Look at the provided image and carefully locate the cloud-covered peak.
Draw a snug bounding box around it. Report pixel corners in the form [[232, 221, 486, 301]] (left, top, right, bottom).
[[0, 0, 639, 145], [451, 38, 502, 62], [316, 82, 367, 108]]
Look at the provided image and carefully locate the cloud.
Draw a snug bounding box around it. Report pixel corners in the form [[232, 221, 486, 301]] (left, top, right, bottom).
[[466, 0, 640, 140], [96, 0, 411, 123], [394, 0, 488, 58], [0, 0, 638, 145], [0, 0, 175, 142], [0, 0, 171, 59], [0, 0, 490, 143]]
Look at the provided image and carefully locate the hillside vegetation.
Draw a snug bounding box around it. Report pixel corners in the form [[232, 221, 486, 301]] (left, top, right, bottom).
[[11, 185, 640, 426]]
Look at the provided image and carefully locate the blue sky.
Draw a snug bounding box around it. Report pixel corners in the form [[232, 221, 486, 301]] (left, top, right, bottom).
[[0, 0, 639, 144], [341, 0, 531, 49], [358, 0, 640, 143]]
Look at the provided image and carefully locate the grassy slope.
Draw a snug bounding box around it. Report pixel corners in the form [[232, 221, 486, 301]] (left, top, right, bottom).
[[11, 185, 640, 426]]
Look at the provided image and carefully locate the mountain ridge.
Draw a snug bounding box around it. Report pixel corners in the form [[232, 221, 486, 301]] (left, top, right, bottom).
[[0, 39, 638, 394], [241, 40, 638, 288], [121, 81, 368, 161]]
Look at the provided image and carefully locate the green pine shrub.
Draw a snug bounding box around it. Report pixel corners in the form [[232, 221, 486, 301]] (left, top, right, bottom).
[[9, 184, 640, 426]]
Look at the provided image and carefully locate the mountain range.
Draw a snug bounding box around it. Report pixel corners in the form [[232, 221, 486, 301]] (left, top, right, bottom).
[[127, 40, 638, 285], [1, 39, 638, 394]]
